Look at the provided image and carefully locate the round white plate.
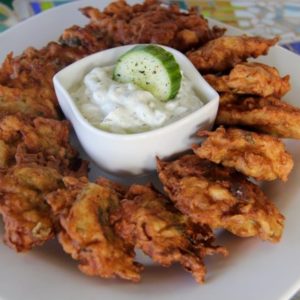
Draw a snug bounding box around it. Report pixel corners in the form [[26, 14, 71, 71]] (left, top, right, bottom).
[[0, 1, 300, 300]]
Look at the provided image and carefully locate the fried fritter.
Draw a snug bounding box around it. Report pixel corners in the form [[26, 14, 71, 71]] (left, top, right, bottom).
[[193, 126, 293, 181], [111, 184, 227, 284], [46, 177, 142, 282], [157, 155, 284, 242], [0, 164, 63, 251], [219, 92, 240, 104], [0, 43, 86, 92], [60, 0, 225, 53], [187, 35, 278, 73], [216, 95, 300, 139], [204, 62, 290, 97], [58, 24, 111, 54], [95, 177, 128, 199], [0, 85, 58, 119], [0, 114, 87, 176], [0, 43, 88, 126]]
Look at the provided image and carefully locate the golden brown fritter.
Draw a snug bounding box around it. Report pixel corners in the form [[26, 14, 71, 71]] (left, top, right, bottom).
[[193, 127, 293, 181], [0, 114, 87, 176], [58, 24, 111, 54], [216, 95, 300, 139], [205, 62, 290, 97], [0, 43, 88, 128], [46, 177, 142, 282], [219, 92, 240, 104], [187, 35, 278, 73], [95, 177, 128, 199], [157, 155, 284, 243], [0, 43, 87, 93], [60, 0, 225, 53], [0, 164, 63, 251], [111, 184, 227, 284], [0, 85, 58, 119]]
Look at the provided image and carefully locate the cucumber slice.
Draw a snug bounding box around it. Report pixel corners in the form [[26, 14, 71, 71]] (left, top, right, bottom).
[[113, 45, 182, 101]]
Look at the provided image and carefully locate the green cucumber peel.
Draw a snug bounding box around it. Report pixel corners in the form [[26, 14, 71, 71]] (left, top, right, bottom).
[[113, 45, 182, 101]]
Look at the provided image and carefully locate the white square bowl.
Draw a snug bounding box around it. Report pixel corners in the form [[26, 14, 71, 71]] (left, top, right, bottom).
[[53, 44, 219, 175]]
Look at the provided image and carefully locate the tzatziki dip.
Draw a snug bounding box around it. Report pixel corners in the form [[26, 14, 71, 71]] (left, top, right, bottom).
[[71, 66, 204, 134]]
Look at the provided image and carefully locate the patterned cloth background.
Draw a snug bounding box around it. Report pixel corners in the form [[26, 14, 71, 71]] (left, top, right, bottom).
[[26, 1, 71, 13], [0, 0, 300, 299], [163, 0, 300, 53]]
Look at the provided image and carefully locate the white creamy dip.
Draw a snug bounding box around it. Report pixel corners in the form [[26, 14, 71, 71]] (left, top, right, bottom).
[[71, 66, 204, 134]]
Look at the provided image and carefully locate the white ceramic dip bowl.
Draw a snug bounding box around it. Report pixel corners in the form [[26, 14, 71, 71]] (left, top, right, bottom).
[[53, 44, 219, 176]]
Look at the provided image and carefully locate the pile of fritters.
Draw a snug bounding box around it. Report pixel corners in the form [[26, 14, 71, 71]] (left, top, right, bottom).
[[60, 0, 225, 53], [0, 0, 298, 285], [46, 179, 226, 283]]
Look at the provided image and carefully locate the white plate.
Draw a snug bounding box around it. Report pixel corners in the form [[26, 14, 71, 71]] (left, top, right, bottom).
[[1, 1, 300, 300]]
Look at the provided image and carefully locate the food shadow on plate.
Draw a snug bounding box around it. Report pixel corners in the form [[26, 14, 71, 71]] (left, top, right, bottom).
[[204, 229, 272, 283], [26, 239, 78, 272], [0, 222, 198, 291], [0, 222, 277, 298], [0, 220, 233, 290], [30, 239, 189, 286], [32, 240, 201, 292], [206, 230, 255, 266]]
